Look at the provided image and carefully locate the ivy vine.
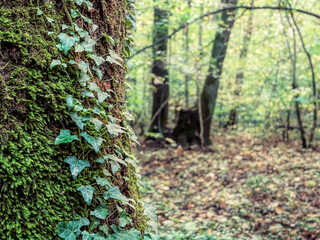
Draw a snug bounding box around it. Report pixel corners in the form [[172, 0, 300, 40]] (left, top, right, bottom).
[[37, 0, 158, 239]]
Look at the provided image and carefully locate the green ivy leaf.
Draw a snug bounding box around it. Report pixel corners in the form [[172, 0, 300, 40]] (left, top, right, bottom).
[[77, 185, 95, 205], [104, 34, 115, 45], [109, 229, 141, 240], [61, 24, 69, 30], [37, 8, 43, 15], [81, 231, 95, 240], [58, 33, 78, 54], [92, 24, 99, 32], [75, 43, 85, 53], [79, 74, 91, 86], [80, 132, 105, 153], [103, 186, 129, 202], [82, 90, 95, 98], [80, 36, 96, 53], [46, 17, 54, 23], [89, 54, 105, 66], [99, 225, 109, 236], [119, 211, 132, 227], [64, 156, 90, 179], [90, 204, 109, 219], [70, 9, 81, 18], [106, 123, 125, 136], [94, 177, 112, 187], [57, 218, 90, 240], [110, 161, 120, 174], [55, 130, 79, 145], [105, 154, 127, 166], [93, 233, 108, 240], [50, 59, 67, 69], [70, 112, 89, 130], [97, 92, 110, 104], [57, 222, 77, 240], [88, 82, 101, 92], [89, 220, 100, 232], [90, 118, 103, 131], [93, 66, 103, 80]]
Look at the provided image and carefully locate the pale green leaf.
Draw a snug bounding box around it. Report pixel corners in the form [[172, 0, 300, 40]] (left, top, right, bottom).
[[58, 33, 78, 54], [64, 156, 90, 179], [80, 132, 105, 153], [77, 185, 95, 205], [103, 186, 129, 202], [97, 92, 110, 104], [50, 59, 66, 69], [90, 118, 103, 130], [55, 130, 79, 145], [90, 204, 109, 220]]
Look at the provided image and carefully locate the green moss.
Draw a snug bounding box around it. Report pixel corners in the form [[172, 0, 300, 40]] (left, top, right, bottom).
[[0, 4, 87, 239]]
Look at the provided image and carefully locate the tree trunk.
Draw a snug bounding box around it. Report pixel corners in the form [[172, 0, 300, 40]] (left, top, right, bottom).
[[173, 0, 237, 145], [149, 5, 169, 134], [0, 0, 145, 238]]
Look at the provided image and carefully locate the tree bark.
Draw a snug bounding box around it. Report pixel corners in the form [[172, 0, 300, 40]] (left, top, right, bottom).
[[0, 0, 145, 238], [149, 5, 169, 134]]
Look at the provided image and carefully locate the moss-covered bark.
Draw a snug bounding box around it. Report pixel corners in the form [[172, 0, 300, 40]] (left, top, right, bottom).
[[0, 0, 146, 239]]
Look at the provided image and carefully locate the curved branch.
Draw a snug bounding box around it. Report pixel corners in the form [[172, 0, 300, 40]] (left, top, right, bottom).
[[129, 5, 320, 59]]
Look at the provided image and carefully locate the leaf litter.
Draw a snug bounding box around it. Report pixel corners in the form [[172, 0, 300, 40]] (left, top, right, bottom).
[[136, 133, 320, 240]]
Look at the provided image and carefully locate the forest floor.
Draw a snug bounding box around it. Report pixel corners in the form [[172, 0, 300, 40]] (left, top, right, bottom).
[[136, 132, 320, 240]]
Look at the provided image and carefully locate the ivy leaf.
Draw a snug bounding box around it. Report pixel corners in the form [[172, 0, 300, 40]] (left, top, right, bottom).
[[64, 156, 90, 179], [57, 218, 90, 240], [103, 186, 129, 202], [93, 107, 106, 116], [70, 112, 89, 130], [80, 132, 105, 153], [99, 225, 109, 236], [104, 34, 115, 45], [70, 9, 81, 18], [110, 161, 120, 174], [89, 54, 105, 66], [94, 177, 111, 187], [90, 118, 103, 131], [57, 222, 77, 240], [88, 82, 101, 92], [82, 90, 95, 98], [93, 233, 108, 240], [77, 61, 89, 73], [105, 154, 127, 166], [93, 66, 103, 80], [58, 33, 78, 54], [89, 220, 100, 232], [90, 204, 109, 219], [79, 74, 91, 86], [55, 130, 79, 145], [75, 43, 85, 53], [106, 123, 125, 136], [61, 24, 69, 30], [110, 229, 141, 240], [46, 17, 55, 23], [81, 231, 95, 240], [37, 8, 43, 15], [50, 59, 67, 69], [80, 36, 96, 53], [97, 92, 110, 104], [103, 169, 112, 177], [77, 185, 95, 205]]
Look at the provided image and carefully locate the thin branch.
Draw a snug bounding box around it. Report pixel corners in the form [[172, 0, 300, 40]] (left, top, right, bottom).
[[129, 5, 320, 59]]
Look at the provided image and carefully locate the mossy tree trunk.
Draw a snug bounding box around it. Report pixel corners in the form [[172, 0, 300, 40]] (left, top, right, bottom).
[[0, 0, 145, 239], [149, 5, 169, 134], [173, 0, 237, 145]]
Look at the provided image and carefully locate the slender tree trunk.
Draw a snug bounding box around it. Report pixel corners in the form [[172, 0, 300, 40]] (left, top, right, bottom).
[[0, 0, 145, 238], [285, 14, 307, 148], [184, 0, 192, 108], [200, 0, 237, 144], [149, 5, 169, 134], [224, 0, 254, 128]]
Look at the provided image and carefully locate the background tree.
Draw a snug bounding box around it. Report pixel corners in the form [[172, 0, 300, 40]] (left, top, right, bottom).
[[149, 3, 170, 134]]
